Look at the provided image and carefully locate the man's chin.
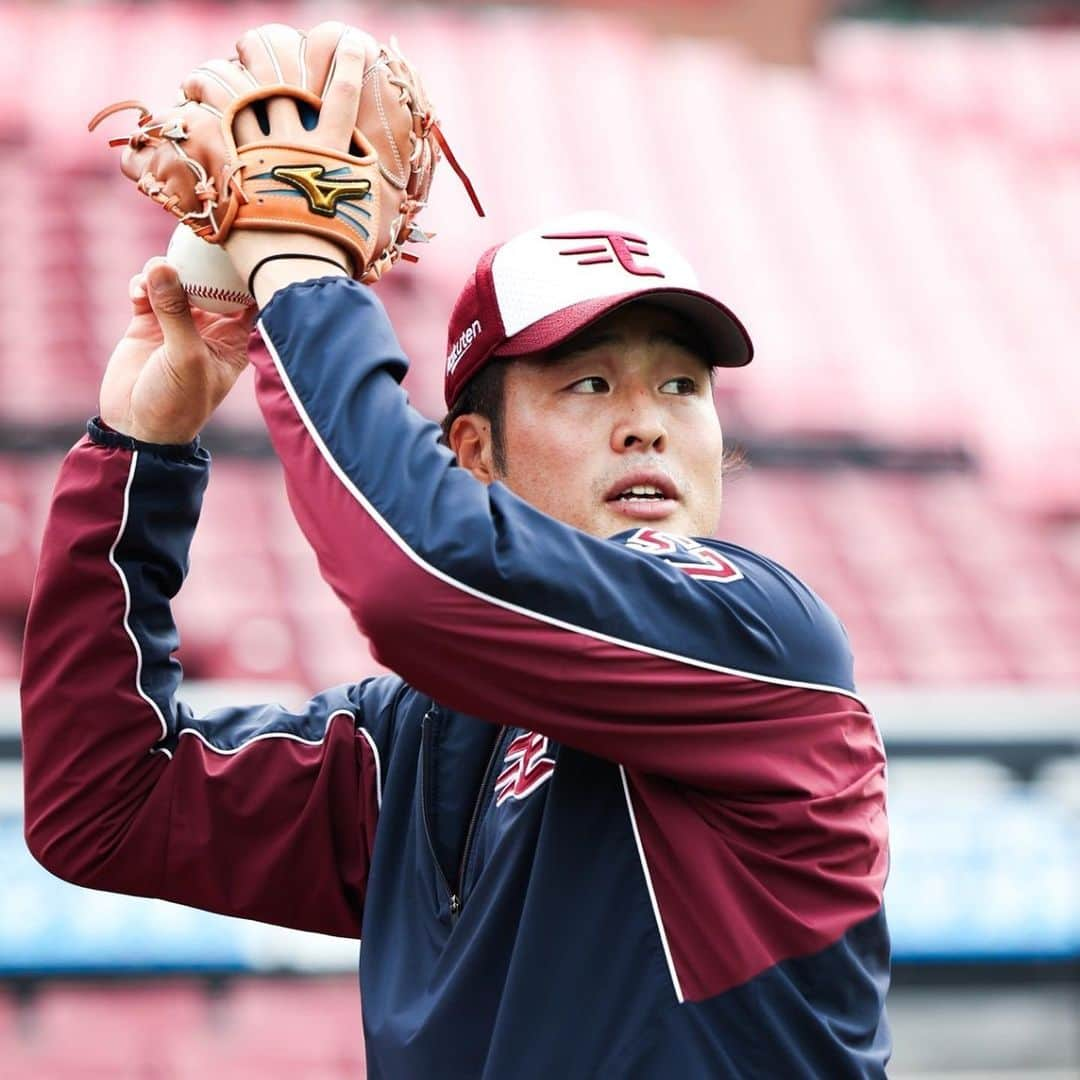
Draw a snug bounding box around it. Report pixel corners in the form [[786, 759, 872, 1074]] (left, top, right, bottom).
[[598, 500, 693, 537]]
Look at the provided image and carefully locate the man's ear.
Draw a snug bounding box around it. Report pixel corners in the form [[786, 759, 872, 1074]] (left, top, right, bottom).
[[448, 414, 497, 484]]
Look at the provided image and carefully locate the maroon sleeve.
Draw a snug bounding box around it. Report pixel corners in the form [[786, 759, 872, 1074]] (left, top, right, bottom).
[[20, 430, 387, 938]]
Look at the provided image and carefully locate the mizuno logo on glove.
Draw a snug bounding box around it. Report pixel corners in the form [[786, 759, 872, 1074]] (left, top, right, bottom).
[[271, 165, 372, 217]]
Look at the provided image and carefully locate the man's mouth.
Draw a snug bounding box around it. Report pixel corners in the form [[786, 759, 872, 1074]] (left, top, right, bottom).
[[605, 475, 680, 520], [613, 485, 667, 502]]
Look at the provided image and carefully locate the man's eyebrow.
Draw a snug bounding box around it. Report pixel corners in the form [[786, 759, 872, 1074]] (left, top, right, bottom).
[[550, 328, 710, 364]]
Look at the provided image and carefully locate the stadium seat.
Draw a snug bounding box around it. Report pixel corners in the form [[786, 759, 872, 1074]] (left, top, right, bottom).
[[2, 14, 1079, 686], [4, 457, 1079, 687], [168, 977, 366, 1078], [0, 460, 35, 618], [1, 12, 1078, 512], [0, 977, 367, 1078], [7, 980, 210, 1076], [722, 468, 1080, 684], [0, 983, 17, 1039]]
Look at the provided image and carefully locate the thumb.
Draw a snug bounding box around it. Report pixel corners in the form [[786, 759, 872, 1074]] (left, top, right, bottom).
[[145, 259, 205, 357]]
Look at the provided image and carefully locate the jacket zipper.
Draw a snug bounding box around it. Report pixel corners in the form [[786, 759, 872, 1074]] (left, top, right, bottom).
[[454, 725, 509, 913], [419, 708, 458, 916], [420, 705, 506, 922]]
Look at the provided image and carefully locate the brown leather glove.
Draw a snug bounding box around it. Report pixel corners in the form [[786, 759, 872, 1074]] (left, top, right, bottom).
[[90, 21, 482, 284]]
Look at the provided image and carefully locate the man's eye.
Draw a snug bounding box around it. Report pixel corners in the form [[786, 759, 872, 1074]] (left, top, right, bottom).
[[570, 376, 609, 394], [661, 376, 698, 395]]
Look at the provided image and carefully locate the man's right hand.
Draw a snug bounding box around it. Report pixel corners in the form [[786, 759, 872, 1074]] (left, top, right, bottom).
[[99, 257, 256, 445]]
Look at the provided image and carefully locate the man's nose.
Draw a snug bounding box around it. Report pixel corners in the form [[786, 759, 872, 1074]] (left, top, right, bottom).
[[611, 390, 667, 452]]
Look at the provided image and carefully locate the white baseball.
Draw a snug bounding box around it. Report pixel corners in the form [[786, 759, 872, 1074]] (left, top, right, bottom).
[[165, 225, 255, 314]]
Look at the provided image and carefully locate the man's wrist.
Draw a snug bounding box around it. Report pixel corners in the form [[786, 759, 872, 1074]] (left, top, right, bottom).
[[225, 232, 353, 307], [89, 417, 201, 458], [247, 254, 350, 306]]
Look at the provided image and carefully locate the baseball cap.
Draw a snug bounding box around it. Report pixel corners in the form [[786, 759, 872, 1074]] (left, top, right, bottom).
[[443, 211, 753, 408]]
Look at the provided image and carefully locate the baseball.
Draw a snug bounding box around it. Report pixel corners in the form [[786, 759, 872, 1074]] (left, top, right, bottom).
[[165, 225, 255, 313]]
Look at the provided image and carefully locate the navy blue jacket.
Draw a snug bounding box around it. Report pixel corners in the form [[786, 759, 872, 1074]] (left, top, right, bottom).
[[21, 279, 891, 1077]]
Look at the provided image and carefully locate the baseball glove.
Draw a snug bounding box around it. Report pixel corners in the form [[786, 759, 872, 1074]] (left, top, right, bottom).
[[89, 22, 482, 283]]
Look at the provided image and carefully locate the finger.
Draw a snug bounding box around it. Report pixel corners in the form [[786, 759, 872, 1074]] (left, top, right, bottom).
[[182, 58, 255, 110], [129, 272, 152, 316], [145, 258, 207, 360], [316, 29, 376, 150], [236, 24, 305, 134], [119, 103, 221, 201], [303, 21, 351, 95], [184, 59, 261, 143], [232, 107, 263, 147], [121, 139, 214, 227], [195, 301, 259, 347], [120, 143, 154, 184]]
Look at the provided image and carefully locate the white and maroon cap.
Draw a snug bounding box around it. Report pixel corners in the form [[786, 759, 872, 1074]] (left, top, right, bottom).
[[444, 211, 753, 408]]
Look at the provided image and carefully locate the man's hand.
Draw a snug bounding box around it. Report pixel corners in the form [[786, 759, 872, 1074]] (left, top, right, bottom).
[[99, 258, 256, 444]]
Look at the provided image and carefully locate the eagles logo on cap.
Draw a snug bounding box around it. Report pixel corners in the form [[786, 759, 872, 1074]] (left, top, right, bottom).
[[542, 230, 665, 277], [443, 212, 753, 409]]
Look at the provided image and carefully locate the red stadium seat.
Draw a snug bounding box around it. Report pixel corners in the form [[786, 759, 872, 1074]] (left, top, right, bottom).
[[8, 980, 210, 1076], [721, 469, 1080, 686], [168, 977, 366, 1079], [1, 978, 367, 1079], [0, 460, 36, 618], [6, 456, 1079, 686], [1, 12, 1078, 512], [0, 984, 18, 1040], [3, 14, 1080, 683]]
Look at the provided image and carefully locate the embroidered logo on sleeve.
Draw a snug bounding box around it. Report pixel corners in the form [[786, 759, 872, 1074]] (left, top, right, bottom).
[[623, 528, 744, 582], [494, 732, 556, 806]]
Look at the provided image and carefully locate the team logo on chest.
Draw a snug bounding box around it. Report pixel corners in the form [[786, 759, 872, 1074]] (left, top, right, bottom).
[[494, 732, 556, 806]]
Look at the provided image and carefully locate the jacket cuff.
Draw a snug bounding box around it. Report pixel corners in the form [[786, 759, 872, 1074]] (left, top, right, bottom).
[[87, 417, 202, 461]]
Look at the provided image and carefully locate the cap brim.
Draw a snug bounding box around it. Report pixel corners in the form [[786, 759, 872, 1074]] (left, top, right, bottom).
[[492, 288, 753, 367]]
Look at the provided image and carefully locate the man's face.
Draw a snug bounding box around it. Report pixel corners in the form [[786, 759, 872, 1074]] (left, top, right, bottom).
[[494, 305, 725, 539]]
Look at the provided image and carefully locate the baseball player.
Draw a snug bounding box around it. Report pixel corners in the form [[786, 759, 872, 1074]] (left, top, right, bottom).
[[21, 26, 890, 1078]]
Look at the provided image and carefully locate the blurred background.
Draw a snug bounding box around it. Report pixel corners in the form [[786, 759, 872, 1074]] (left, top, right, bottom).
[[1, 0, 1077, 1076]]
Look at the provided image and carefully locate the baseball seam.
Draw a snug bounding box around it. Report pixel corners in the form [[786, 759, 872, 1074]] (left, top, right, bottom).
[[185, 282, 253, 305]]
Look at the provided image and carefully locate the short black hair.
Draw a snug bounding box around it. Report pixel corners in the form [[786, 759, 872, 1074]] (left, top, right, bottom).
[[439, 359, 510, 474]]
